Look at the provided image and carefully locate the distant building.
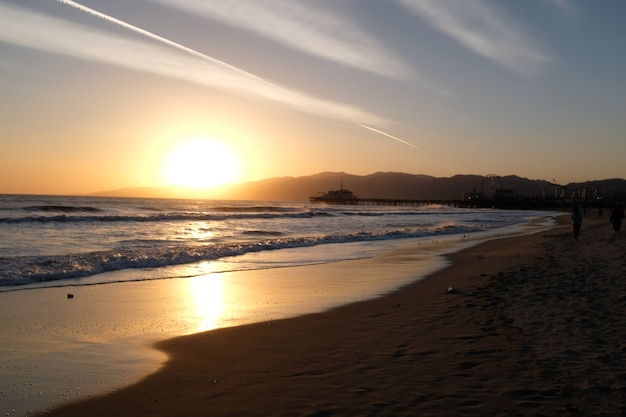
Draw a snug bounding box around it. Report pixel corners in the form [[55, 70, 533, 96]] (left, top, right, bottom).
[[493, 188, 517, 203]]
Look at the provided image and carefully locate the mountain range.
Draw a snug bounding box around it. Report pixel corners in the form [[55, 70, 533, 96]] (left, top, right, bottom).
[[92, 172, 626, 203]]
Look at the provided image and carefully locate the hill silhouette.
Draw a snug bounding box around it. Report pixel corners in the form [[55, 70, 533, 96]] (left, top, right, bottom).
[[93, 172, 626, 203]]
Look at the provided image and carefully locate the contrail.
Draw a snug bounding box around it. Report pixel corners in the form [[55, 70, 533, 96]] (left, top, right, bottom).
[[357, 124, 418, 149], [55, 0, 275, 88], [55, 0, 418, 150]]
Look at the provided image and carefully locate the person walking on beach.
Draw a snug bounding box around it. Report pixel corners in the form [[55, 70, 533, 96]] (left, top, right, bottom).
[[609, 205, 624, 239], [571, 206, 583, 241]]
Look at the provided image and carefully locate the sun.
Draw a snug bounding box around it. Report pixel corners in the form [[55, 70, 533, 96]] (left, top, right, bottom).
[[163, 137, 240, 189]]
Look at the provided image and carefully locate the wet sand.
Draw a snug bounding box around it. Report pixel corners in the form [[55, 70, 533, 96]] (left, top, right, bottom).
[[42, 214, 626, 416]]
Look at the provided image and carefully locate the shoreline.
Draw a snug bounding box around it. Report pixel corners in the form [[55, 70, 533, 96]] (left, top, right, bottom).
[[1, 215, 554, 417], [41, 215, 625, 416]]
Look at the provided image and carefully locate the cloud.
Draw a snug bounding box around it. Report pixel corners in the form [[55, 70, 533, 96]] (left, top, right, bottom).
[[394, 0, 553, 76], [0, 2, 388, 127], [149, 0, 413, 80]]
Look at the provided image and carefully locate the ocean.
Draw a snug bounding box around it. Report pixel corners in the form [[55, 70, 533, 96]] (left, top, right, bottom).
[[0, 194, 557, 416], [0, 194, 551, 291]]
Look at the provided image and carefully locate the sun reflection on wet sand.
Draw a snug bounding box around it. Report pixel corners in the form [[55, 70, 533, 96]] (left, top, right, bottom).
[[187, 273, 226, 332]]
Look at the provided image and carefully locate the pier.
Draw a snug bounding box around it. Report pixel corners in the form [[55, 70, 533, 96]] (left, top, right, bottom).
[[309, 195, 465, 207], [308, 186, 482, 207], [309, 185, 526, 209]]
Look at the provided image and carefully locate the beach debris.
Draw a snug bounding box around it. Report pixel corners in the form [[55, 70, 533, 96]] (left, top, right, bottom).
[[67, 293, 74, 299], [447, 286, 455, 293]]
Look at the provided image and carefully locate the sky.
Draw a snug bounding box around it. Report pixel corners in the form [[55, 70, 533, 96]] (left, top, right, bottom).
[[1, 0, 625, 195]]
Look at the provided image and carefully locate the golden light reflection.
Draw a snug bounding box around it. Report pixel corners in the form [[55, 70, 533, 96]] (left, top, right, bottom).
[[188, 273, 225, 332], [186, 221, 215, 241]]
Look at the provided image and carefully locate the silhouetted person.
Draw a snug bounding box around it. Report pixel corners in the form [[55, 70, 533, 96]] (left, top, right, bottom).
[[609, 205, 624, 239], [571, 206, 583, 241]]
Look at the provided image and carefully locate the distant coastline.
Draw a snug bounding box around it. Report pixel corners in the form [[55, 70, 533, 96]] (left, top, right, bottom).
[[90, 171, 626, 205]]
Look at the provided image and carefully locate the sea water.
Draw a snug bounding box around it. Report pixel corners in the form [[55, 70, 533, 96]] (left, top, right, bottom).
[[0, 194, 551, 290], [0, 195, 557, 416]]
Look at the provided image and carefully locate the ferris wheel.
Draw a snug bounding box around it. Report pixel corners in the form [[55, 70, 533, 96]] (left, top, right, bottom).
[[481, 174, 503, 197]]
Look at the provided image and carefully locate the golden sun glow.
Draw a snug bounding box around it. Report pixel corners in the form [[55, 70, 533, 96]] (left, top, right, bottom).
[[163, 137, 240, 189]]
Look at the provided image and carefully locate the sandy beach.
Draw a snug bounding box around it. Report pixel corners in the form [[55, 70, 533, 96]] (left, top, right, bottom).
[[39, 214, 626, 416]]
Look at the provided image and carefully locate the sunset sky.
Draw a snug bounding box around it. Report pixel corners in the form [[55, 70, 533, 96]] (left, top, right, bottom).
[[1, 0, 625, 195]]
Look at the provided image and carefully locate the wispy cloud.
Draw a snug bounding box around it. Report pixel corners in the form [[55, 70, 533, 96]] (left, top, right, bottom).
[[0, 2, 419, 149], [149, 0, 413, 80], [394, 0, 553, 76], [0, 2, 389, 127]]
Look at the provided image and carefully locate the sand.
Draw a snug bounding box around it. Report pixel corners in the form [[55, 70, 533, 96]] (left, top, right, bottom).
[[41, 214, 626, 416]]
